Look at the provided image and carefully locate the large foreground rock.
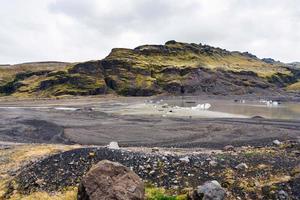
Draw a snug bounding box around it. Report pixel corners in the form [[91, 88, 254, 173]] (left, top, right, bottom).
[[77, 160, 144, 200]]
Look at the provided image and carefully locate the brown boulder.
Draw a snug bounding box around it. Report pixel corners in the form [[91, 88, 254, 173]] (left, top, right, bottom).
[[77, 160, 144, 200]]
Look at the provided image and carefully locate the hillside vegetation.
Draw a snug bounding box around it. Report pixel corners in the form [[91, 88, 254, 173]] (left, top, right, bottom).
[[106, 41, 289, 77], [0, 41, 299, 98], [287, 81, 300, 91]]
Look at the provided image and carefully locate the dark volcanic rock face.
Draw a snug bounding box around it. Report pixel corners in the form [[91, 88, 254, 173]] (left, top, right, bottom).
[[159, 67, 273, 95]]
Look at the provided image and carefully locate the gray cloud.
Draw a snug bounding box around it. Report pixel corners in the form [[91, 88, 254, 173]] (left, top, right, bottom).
[[0, 0, 299, 64]]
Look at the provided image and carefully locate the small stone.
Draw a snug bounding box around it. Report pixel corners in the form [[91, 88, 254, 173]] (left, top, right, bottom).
[[194, 180, 226, 200], [35, 178, 44, 186], [179, 156, 190, 163], [88, 152, 96, 158], [206, 158, 212, 161], [146, 164, 151, 169], [172, 185, 179, 190], [149, 170, 155, 175], [277, 190, 289, 200], [273, 140, 282, 146], [108, 141, 120, 149], [235, 163, 248, 170], [209, 160, 218, 167], [139, 166, 145, 170], [151, 147, 159, 153], [223, 145, 235, 151]]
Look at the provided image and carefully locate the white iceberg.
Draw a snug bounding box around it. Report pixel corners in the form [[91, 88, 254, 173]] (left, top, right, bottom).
[[191, 103, 211, 110]]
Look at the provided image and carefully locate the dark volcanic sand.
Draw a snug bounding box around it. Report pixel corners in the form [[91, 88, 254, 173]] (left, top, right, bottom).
[[0, 97, 299, 149]]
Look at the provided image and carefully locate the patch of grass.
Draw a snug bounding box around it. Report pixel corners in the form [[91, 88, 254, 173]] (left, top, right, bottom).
[[5, 186, 188, 200], [286, 80, 300, 91], [0, 145, 81, 200], [11, 73, 107, 98], [10, 145, 78, 163], [145, 187, 187, 200], [8, 187, 77, 200], [241, 148, 277, 158], [135, 74, 156, 88], [0, 179, 9, 198], [0, 63, 69, 86]]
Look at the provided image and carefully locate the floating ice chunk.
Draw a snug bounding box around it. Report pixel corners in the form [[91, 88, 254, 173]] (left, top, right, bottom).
[[203, 103, 211, 110], [191, 103, 211, 110], [259, 99, 267, 103], [266, 100, 279, 107]]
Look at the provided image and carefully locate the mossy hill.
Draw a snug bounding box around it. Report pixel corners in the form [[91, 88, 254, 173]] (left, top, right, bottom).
[[1, 41, 300, 98]]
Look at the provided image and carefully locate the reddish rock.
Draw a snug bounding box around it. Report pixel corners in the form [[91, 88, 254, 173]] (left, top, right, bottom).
[[77, 160, 144, 200]]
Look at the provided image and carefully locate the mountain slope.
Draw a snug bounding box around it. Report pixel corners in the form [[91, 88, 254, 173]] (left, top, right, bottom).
[[0, 41, 299, 98], [105, 40, 290, 77]]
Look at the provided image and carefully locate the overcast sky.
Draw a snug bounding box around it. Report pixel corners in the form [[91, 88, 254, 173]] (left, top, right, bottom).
[[0, 0, 299, 64]]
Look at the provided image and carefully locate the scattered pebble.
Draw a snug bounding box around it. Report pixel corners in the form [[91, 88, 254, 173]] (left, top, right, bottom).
[[278, 190, 289, 200], [223, 145, 235, 151], [235, 163, 248, 170], [151, 147, 159, 153], [209, 160, 218, 167], [179, 156, 190, 163]]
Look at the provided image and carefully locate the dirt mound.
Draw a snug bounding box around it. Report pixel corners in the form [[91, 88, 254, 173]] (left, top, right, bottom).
[[8, 141, 300, 199]]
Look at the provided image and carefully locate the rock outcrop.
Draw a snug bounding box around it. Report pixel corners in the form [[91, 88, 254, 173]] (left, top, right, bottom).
[[77, 160, 144, 200]]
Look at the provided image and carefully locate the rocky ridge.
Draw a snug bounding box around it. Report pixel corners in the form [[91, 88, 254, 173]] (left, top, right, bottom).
[[1, 41, 300, 98]]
